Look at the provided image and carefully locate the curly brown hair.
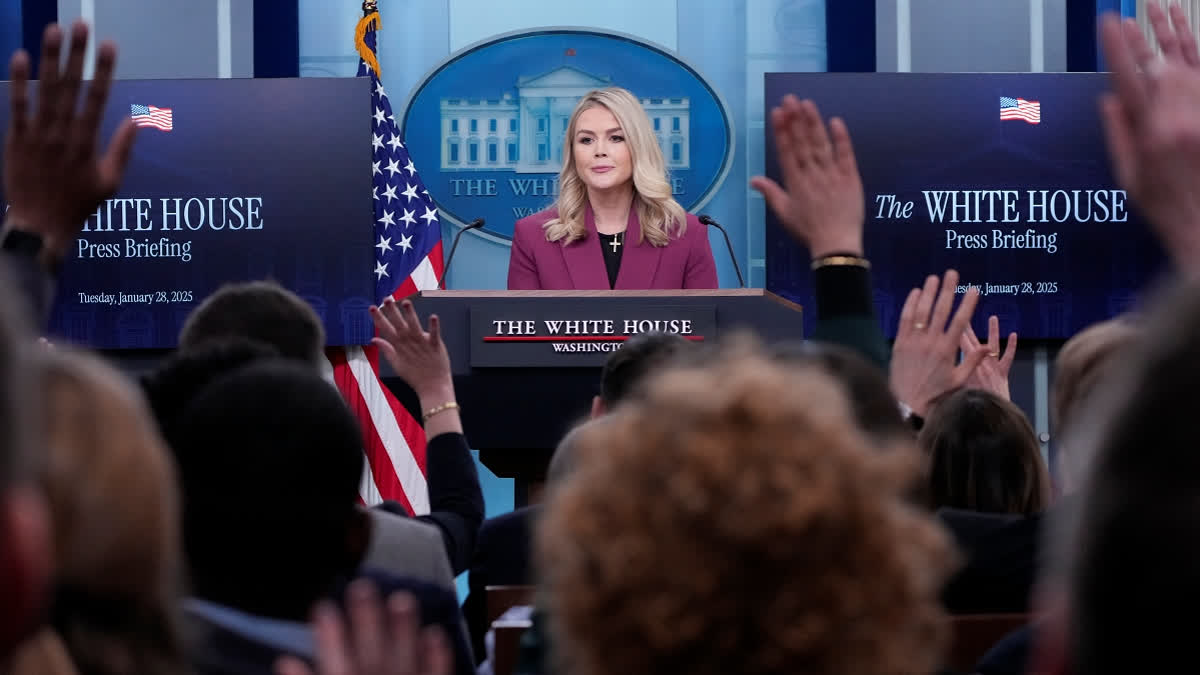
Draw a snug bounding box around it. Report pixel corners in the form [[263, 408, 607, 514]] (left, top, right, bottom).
[[536, 340, 956, 675]]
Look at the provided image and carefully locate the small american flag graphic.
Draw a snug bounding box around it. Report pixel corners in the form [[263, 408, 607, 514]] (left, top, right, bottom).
[[1000, 97, 1040, 125], [130, 104, 173, 131]]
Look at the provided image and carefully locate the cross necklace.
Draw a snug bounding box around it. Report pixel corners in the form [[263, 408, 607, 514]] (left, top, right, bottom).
[[608, 232, 622, 253], [598, 219, 625, 253]]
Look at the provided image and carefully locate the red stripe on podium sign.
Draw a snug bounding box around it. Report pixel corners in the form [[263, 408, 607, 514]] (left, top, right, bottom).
[[483, 335, 706, 342]]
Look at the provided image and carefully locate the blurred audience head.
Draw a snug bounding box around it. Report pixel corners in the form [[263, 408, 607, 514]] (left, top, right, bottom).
[[171, 360, 364, 621], [22, 348, 185, 675], [546, 418, 609, 488], [178, 281, 325, 367], [1050, 316, 1141, 492], [1060, 281, 1200, 675], [0, 279, 50, 657], [538, 337, 954, 675], [919, 389, 1050, 515], [142, 338, 281, 446], [592, 331, 692, 417], [769, 340, 911, 445]]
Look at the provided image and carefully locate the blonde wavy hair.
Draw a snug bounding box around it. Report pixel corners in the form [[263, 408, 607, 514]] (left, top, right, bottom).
[[543, 87, 687, 247]]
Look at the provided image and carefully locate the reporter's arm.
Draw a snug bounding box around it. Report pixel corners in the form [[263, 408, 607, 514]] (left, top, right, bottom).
[[415, 430, 483, 576], [810, 257, 888, 368]]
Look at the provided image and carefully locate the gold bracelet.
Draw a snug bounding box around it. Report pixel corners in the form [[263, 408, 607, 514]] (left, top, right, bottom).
[[422, 401, 460, 422], [811, 255, 871, 271]]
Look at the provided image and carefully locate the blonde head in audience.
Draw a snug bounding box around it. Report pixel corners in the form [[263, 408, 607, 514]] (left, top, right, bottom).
[[28, 348, 185, 675], [1050, 316, 1141, 492], [537, 338, 954, 675]]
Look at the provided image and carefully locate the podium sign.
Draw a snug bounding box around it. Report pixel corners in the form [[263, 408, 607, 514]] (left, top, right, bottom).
[[397, 290, 803, 481], [468, 304, 715, 367]]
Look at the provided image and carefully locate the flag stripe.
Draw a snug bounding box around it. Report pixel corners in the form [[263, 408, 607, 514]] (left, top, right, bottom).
[[326, 346, 419, 514], [344, 346, 427, 513], [345, 346, 428, 500]]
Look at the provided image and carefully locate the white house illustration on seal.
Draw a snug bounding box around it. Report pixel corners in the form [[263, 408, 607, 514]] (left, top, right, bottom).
[[439, 65, 690, 173]]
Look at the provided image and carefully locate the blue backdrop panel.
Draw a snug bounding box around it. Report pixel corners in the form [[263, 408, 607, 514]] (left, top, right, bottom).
[[764, 72, 1166, 339], [0, 77, 376, 349]]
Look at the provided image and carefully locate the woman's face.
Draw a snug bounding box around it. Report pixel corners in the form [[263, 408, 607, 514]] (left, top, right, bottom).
[[572, 106, 633, 195]]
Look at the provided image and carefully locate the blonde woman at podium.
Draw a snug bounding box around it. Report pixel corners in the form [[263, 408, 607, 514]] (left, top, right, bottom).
[[507, 87, 718, 290]]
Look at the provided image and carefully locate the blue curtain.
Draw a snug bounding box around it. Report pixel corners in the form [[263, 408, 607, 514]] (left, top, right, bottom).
[[1073, 0, 1137, 72], [253, 0, 299, 78], [825, 0, 875, 72], [0, 0, 20, 69], [18, 0, 54, 75]]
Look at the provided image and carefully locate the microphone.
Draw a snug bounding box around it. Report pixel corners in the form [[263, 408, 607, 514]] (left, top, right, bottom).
[[698, 215, 745, 288], [437, 218, 485, 290]]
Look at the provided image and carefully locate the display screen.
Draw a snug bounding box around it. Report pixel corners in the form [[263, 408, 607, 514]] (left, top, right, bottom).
[[764, 73, 1167, 339], [0, 77, 376, 348]]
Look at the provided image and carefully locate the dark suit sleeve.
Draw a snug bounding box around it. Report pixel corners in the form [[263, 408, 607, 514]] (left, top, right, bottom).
[[415, 432, 484, 576], [0, 246, 56, 327], [810, 263, 889, 369]]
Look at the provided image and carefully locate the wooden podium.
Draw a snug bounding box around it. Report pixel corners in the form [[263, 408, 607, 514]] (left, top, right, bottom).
[[384, 289, 803, 498]]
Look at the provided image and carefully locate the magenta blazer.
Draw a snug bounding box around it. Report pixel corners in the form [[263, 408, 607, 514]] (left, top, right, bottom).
[[507, 206, 719, 290]]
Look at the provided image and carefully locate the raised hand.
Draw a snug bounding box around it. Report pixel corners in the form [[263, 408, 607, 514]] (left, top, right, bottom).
[[1099, 9, 1200, 270], [750, 95, 864, 258], [961, 316, 1018, 401], [889, 270, 988, 417], [4, 21, 137, 261], [369, 298, 460, 435], [276, 582, 453, 675]]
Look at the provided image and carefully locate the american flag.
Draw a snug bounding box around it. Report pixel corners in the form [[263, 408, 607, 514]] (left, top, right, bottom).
[[325, 9, 444, 514], [130, 104, 173, 131], [1000, 97, 1040, 125]]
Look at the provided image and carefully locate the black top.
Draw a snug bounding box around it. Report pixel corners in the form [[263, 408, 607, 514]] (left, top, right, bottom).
[[597, 231, 623, 289]]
